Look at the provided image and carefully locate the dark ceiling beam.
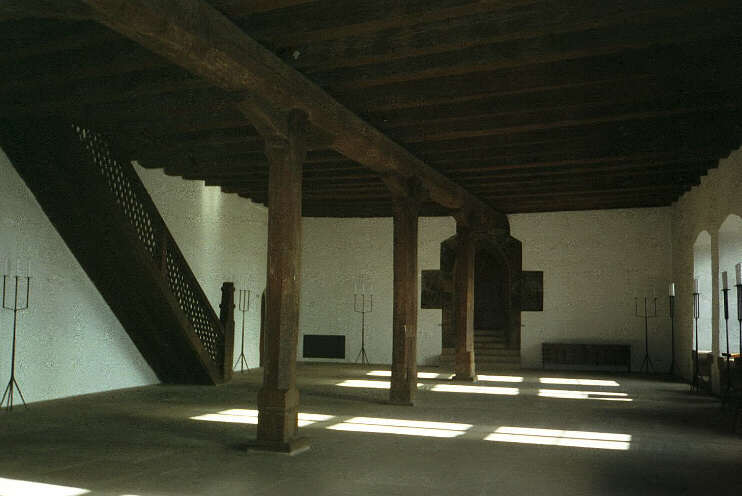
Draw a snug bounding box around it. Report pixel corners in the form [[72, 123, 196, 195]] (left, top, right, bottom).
[[209, 0, 318, 17], [233, 0, 539, 47], [437, 153, 717, 173], [0, 20, 117, 62], [371, 86, 742, 129], [280, 1, 737, 73], [396, 105, 742, 144], [72, 0, 507, 226], [339, 39, 742, 111], [0, 38, 169, 94], [315, 15, 742, 90], [0, 0, 92, 21], [0, 72, 215, 119]]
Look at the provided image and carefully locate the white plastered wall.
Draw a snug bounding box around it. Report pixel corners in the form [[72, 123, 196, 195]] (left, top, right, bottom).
[[672, 148, 742, 391], [510, 208, 673, 370], [134, 164, 268, 371], [299, 217, 454, 366], [300, 209, 672, 371], [0, 148, 267, 405]]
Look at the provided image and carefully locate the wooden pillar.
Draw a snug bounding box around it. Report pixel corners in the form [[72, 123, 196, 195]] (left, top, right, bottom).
[[454, 221, 476, 381], [219, 281, 236, 383], [390, 196, 419, 405], [253, 110, 309, 454]]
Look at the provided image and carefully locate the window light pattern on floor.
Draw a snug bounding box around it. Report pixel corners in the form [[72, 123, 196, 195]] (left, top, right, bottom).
[[539, 377, 620, 387], [0, 477, 90, 496], [431, 384, 519, 395], [538, 389, 632, 401], [485, 427, 631, 450], [366, 370, 454, 379], [476, 375, 524, 383], [327, 416, 471, 438], [336, 379, 424, 389], [191, 409, 334, 427]]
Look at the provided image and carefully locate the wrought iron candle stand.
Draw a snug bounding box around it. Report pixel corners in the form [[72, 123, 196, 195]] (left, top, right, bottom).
[[1, 274, 30, 411], [233, 289, 250, 373], [669, 293, 676, 376], [722, 281, 735, 404], [635, 295, 657, 374], [691, 290, 701, 392], [354, 293, 372, 366]]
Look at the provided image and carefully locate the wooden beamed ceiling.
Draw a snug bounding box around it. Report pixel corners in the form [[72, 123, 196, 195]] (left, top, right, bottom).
[[1, 0, 741, 216]]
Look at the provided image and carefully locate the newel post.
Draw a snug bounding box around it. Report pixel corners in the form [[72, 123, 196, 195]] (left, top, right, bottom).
[[220, 281, 236, 383]]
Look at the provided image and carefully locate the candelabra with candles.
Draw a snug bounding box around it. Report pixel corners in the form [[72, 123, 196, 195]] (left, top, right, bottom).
[[669, 283, 676, 376], [353, 273, 372, 366], [233, 289, 251, 373], [635, 291, 657, 374], [692, 278, 702, 393], [1, 259, 31, 411]]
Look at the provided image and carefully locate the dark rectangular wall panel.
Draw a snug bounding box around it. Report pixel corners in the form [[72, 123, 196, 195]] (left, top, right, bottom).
[[303, 335, 345, 359]]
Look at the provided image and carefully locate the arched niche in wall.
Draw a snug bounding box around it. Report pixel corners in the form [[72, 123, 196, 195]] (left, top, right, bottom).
[[718, 214, 742, 356], [693, 230, 713, 352]]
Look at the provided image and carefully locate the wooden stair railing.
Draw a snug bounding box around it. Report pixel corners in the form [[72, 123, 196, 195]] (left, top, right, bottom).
[[0, 119, 234, 385]]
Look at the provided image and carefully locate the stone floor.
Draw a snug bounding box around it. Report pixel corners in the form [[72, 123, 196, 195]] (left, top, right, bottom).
[[1, 364, 741, 496]]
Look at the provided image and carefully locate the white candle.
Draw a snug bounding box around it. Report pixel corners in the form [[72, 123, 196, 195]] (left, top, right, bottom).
[[722, 271, 729, 290], [736, 263, 742, 286], [694, 278, 699, 293], [669, 283, 675, 296]]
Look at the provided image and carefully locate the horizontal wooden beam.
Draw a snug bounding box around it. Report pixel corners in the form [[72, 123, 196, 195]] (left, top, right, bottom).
[[77, 0, 508, 227]]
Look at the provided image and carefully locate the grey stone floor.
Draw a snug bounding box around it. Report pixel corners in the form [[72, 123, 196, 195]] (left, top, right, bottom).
[[1, 364, 741, 496]]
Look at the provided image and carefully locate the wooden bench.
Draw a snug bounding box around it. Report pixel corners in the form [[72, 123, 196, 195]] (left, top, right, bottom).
[[542, 343, 631, 372]]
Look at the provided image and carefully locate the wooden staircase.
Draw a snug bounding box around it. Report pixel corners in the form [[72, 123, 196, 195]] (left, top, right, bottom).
[[0, 120, 235, 385], [440, 329, 521, 371], [474, 329, 521, 370]]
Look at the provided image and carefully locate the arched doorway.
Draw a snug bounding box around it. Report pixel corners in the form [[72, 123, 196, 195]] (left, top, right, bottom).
[[474, 248, 508, 332], [439, 233, 522, 371]]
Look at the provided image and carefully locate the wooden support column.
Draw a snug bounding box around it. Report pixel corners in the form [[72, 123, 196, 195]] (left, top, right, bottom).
[[454, 219, 476, 381], [389, 194, 420, 405], [251, 109, 309, 454]]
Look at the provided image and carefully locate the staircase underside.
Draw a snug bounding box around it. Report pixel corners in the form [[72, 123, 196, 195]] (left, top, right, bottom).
[[0, 119, 229, 385]]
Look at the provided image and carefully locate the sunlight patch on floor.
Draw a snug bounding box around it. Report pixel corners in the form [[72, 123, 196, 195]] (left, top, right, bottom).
[[0, 477, 90, 496], [366, 370, 454, 379], [539, 377, 620, 387], [538, 389, 632, 401], [336, 379, 424, 389], [485, 426, 631, 450], [327, 416, 471, 438], [476, 375, 524, 383], [431, 384, 520, 395], [190, 409, 335, 427]]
